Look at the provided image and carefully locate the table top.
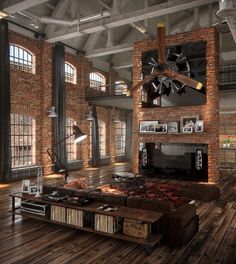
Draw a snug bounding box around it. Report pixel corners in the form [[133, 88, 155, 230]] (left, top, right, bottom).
[[10, 192, 163, 224]]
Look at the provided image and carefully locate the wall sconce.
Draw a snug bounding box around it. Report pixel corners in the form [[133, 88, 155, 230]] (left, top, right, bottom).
[[85, 110, 94, 121], [47, 106, 58, 118], [113, 114, 120, 123]]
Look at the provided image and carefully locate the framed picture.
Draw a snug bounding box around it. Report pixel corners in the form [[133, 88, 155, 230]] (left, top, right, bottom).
[[167, 122, 179, 133], [29, 185, 38, 194], [183, 126, 193, 133], [180, 115, 199, 132], [155, 124, 167, 133], [195, 120, 204, 133], [139, 121, 158, 133], [21, 180, 30, 193]]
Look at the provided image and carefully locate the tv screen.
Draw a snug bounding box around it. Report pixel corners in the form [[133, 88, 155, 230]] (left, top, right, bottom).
[[139, 142, 208, 180], [141, 41, 206, 108]]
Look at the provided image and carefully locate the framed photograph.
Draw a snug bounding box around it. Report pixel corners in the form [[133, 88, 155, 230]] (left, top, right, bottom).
[[155, 124, 167, 133], [21, 180, 30, 193], [139, 121, 158, 133], [183, 126, 193, 134], [195, 120, 204, 133], [29, 185, 38, 194], [180, 115, 199, 132], [167, 122, 179, 133]]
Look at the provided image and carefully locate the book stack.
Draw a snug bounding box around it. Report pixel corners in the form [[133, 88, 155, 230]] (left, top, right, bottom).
[[94, 214, 122, 234], [66, 208, 84, 227], [50, 205, 66, 223]]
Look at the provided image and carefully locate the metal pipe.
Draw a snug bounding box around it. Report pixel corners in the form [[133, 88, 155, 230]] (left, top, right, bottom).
[[18, 10, 111, 27]]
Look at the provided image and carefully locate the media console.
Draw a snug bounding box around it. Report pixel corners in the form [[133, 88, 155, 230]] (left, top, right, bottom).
[[10, 192, 163, 255]]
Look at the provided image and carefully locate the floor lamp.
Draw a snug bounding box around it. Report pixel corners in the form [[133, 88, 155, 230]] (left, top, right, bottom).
[[47, 125, 87, 182]]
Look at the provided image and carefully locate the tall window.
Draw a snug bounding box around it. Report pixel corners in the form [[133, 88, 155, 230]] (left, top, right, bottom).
[[99, 120, 106, 157], [11, 114, 36, 167], [115, 122, 126, 156], [9, 44, 35, 73], [89, 120, 106, 158], [115, 80, 128, 95], [65, 62, 76, 84], [89, 122, 92, 159], [89, 72, 106, 92], [66, 117, 77, 161]]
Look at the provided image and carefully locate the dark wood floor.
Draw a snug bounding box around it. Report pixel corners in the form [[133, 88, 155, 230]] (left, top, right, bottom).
[[0, 163, 236, 264]]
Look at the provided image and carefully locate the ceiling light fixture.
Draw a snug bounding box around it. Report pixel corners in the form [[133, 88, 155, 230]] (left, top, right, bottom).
[[0, 11, 8, 19], [47, 106, 58, 118]]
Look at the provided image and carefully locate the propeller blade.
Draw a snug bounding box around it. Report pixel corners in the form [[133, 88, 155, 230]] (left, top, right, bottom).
[[165, 69, 203, 90], [133, 71, 161, 91], [157, 22, 166, 64]]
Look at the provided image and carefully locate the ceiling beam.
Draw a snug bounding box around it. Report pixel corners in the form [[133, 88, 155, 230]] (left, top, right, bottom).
[[44, 0, 70, 36], [112, 64, 133, 70], [2, 0, 50, 14], [46, 0, 218, 43], [85, 43, 133, 58]]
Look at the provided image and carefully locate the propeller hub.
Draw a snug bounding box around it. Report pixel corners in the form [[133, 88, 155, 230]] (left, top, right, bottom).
[[156, 63, 167, 73], [168, 61, 179, 72]]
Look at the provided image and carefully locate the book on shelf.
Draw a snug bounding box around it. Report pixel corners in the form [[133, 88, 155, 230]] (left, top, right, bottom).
[[50, 205, 66, 223], [94, 213, 122, 234], [66, 208, 84, 227]]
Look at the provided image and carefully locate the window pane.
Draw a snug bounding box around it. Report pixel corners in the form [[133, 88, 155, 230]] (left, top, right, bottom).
[[9, 44, 34, 73], [66, 117, 77, 161], [115, 122, 126, 156], [65, 62, 76, 84], [11, 113, 35, 167]]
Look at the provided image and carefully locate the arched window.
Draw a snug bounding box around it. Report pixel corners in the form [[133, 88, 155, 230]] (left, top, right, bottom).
[[89, 72, 106, 92], [115, 80, 128, 95], [99, 120, 106, 157], [66, 117, 77, 161], [9, 44, 35, 73], [11, 113, 36, 167], [115, 122, 126, 156], [65, 62, 77, 84]]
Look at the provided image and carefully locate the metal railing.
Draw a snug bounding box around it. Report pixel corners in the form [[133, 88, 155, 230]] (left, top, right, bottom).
[[86, 83, 133, 98]]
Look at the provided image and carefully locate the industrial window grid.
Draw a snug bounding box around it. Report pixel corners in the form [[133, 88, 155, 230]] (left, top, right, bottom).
[[219, 64, 236, 85], [66, 117, 77, 161], [11, 113, 36, 167], [89, 120, 106, 158], [65, 62, 77, 84], [99, 120, 106, 157], [89, 72, 106, 92], [115, 122, 126, 156], [9, 44, 35, 73], [115, 80, 128, 95]]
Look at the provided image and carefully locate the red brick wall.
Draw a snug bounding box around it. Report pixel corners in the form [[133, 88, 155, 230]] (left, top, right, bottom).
[[9, 31, 127, 174], [132, 27, 220, 183]]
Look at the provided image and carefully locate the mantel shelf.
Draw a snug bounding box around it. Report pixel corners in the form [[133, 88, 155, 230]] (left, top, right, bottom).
[[138, 132, 207, 135]]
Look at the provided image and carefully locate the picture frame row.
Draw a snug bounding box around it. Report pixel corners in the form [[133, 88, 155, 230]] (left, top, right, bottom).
[[139, 116, 204, 134], [22, 179, 42, 194]]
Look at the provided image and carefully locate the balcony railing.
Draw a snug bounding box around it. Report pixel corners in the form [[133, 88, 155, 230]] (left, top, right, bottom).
[[86, 83, 133, 98]]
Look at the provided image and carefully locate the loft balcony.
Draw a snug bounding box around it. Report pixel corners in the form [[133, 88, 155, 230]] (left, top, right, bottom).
[[85, 83, 133, 110]]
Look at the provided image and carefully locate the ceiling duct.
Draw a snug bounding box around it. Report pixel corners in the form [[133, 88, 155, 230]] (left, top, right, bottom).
[[18, 10, 111, 27], [217, 0, 236, 43]]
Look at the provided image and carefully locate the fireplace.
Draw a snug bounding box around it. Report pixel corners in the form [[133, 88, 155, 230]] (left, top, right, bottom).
[[139, 142, 208, 181]]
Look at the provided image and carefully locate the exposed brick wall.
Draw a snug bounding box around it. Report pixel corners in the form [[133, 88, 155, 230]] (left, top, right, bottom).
[[132, 27, 220, 183], [9, 31, 127, 175]]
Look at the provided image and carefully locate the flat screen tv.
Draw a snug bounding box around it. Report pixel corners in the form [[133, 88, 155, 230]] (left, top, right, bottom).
[[141, 41, 206, 108], [139, 142, 208, 181]]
